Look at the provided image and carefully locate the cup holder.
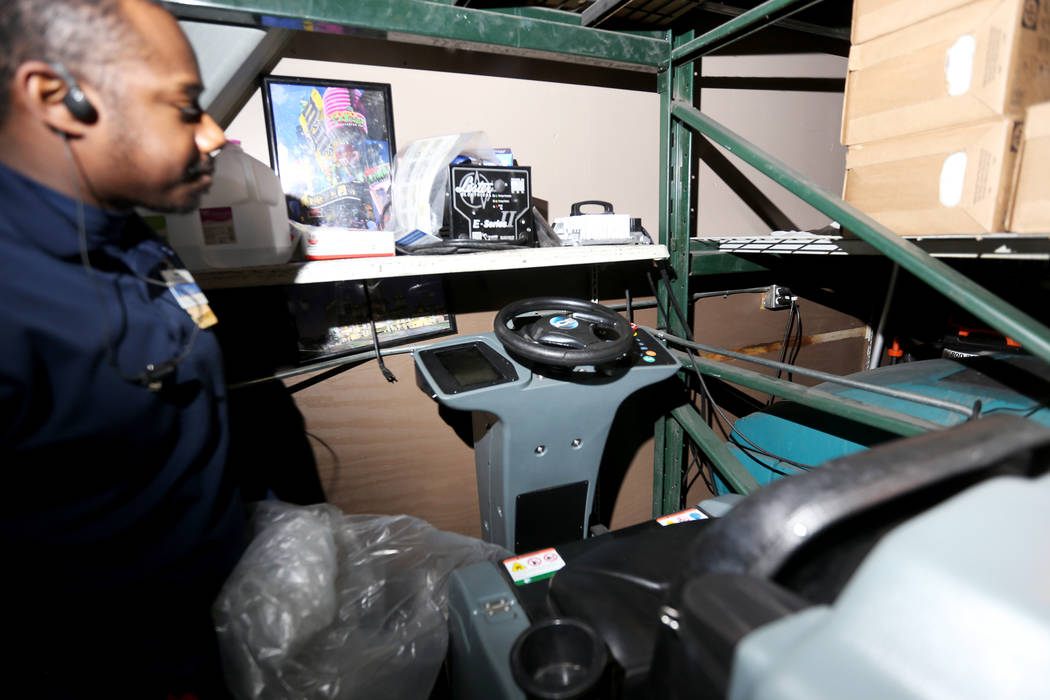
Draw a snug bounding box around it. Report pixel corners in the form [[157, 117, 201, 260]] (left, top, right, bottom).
[[510, 617, 608, 699]]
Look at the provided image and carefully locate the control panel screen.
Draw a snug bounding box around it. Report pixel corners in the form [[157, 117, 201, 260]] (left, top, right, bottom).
[[436, 346, 503, 389]]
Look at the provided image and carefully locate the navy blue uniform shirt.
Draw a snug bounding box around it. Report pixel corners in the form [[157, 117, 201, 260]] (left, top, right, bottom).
[[0, 160, 245, 697]]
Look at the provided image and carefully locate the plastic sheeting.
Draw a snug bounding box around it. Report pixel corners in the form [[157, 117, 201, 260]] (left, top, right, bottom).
[[213, 501, 509, 699]]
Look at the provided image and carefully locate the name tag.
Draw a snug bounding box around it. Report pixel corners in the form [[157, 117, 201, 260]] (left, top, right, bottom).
[[162, 268, 217, 329]]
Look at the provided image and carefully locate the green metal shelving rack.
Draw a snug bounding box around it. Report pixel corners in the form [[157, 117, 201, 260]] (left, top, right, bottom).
[[652, 0, 1050, 516], [163, 0, 1050, 517]]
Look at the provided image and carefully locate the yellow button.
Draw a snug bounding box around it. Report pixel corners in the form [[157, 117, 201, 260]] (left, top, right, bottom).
[[645, 350, 657, 356]]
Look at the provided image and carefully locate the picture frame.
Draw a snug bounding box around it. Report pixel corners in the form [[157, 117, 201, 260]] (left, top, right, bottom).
[[261, 75, 396, 230]]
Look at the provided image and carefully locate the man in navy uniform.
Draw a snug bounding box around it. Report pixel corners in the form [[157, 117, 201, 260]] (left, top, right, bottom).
[[0, 0, 245, 696]]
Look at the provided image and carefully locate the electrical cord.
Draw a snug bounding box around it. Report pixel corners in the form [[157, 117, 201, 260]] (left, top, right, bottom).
[[768, 297, 802, 403], [396, 239, 531, 255], [307, 431, 341, 471], [685, 439, 716, 498], [363, 282, 397, 383], [651, 265, 815, 479], [730, 435, 797, 477], [789, 301, 802, 377]]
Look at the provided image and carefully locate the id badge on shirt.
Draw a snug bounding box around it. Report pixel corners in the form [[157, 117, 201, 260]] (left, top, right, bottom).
[[161, 268, 218, 329]]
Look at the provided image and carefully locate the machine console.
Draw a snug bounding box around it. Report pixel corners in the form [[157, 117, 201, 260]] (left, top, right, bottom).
[[414, 298, 680, 553]]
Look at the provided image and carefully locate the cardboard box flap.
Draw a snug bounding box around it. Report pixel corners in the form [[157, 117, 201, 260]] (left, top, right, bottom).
[[1008, 100, 1050, 232], [848, 0, 1015, 71], [846, 119, 1021, 169], [851, 0, 980, 45], [1025, 101, 1050, 139], [842, 0, 1050, 146], [844, 118, 1021, 235]]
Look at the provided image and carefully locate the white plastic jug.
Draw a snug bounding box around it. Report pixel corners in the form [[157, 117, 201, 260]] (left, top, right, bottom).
[[149, 142, 294, 270]]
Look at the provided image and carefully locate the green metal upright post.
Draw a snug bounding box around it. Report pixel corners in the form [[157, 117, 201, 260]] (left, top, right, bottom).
[[653, 30, 696, 516]]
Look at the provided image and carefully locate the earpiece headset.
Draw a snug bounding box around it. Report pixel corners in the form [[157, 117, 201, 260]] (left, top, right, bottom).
[[51, 62, 98, 124]]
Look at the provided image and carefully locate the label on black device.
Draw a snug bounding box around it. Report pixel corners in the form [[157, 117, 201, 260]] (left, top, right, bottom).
[[448, 165, 533, 242]]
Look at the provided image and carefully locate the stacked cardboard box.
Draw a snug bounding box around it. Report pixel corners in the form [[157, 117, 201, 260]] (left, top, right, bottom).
[[1007, 100, 1050, 232], [842, 0, 1050, 235]]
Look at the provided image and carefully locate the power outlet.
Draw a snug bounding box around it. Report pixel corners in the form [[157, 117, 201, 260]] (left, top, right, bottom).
[[762, 285, 794, 311]]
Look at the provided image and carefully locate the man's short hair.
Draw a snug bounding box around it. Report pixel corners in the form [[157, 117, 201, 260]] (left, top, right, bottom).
[[0, 0, 160, 124]]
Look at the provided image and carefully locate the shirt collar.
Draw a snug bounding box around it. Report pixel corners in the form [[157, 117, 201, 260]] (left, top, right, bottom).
[[0, 158, 134, 259]]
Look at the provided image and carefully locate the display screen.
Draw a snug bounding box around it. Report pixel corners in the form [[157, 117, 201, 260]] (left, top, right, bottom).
[[436, 346, 502, 389]]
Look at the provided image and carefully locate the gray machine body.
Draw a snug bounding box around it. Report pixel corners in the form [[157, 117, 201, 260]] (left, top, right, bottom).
[[443, 458, 1050, 699], [729, 471, 1050, 700], [414, 330, 679, 552], [447, 560, 529, 700], [446, 494, 744, 700]]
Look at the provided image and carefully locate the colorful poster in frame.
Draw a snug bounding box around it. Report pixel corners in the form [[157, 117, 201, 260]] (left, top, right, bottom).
[[262, 76, 396, 230]]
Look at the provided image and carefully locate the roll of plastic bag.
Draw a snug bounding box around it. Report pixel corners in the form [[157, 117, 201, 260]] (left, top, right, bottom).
[[213, 501, 510, 699], [388, 131, 498, 236]]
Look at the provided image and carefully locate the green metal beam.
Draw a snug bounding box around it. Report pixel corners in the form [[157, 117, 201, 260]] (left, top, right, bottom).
[[653, 53, 674, 518], [663, 413, 684, 511], [670, 405, 760, 494], [669, 350, 943, 437], [671, 0, 824, 64], [671, 101, 1050, 367], [491, 4, 664, 37], [489, 6, 582, 26], [163, 0, 668, 70], [652, 410, 667, 516], [659, 328, 974, 417], [655, 30, 698, 516]]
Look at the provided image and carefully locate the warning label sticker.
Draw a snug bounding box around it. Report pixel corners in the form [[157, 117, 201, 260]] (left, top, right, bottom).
[[656, 508, 709, 526], [502, 548, 566, 586]]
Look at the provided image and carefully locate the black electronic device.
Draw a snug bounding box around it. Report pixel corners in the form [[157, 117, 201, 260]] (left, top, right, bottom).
[[52, 62, 99, 125], [448, 164, 533, 243]]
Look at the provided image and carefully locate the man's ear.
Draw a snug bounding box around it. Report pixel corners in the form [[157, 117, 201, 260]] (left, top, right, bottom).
[[13, 61, 99, 137]]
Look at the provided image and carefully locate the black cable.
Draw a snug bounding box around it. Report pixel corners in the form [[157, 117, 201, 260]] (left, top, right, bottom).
[[64, 134, 198, 390], [398, 239, 530, 255], [645, 269, 667, 331], [692, 388, 803, 478], [730, 436, 796, 477], [306, 431, 341, 471], [659, 265, 694, 341], [706, 384, 812, 471], [368, 318, 397, 382], [769, 298, 797, 404], [655, 270, 815, 478], [363, 282, 397, 383], [686, 440, 716, 495], [789, 301, 803, 380]]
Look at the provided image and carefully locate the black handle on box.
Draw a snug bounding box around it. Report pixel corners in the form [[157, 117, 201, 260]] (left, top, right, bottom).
[[570, 200, 615, 216]]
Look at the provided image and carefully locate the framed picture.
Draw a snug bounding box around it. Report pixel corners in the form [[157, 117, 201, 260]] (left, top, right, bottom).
[[262, 75, 395, 230], [285, 276, 456, 365]]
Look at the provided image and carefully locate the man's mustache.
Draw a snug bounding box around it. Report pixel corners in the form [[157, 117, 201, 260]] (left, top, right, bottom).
[[184, 156, 215, 182]]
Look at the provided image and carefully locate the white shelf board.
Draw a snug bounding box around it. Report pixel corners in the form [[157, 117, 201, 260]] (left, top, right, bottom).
[[194, 243, 669, 289]]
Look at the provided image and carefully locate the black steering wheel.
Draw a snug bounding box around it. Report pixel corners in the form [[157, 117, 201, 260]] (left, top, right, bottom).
[[493, 297, 634, 368]]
